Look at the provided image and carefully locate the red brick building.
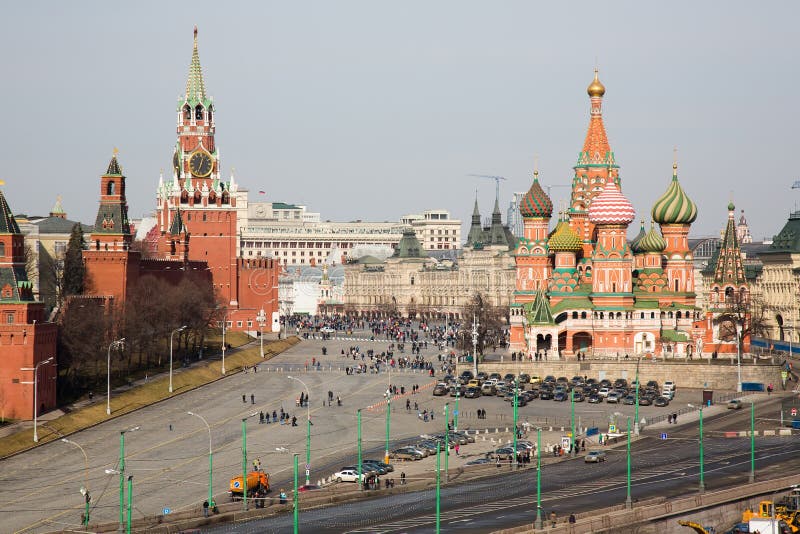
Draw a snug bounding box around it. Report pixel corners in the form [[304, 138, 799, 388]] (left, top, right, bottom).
[[0, 188, 58, 420]]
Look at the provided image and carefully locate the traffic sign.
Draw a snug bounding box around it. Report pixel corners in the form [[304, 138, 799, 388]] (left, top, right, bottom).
[[453, 410, 458, 416], [305, 469, 310, 476], [792, 408, 797, 417], [609, 424, 617, 433], [660, 433, 668, 440], [163, 508, 171, 515], [306, 463, 311, 470]]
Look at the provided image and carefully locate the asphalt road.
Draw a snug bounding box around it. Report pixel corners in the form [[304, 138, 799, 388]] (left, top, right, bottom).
[[203, 401, 800, 533], [0, 328, 779, 533]]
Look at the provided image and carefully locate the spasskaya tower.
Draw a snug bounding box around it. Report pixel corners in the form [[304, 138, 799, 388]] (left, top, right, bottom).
[[156, 27, 242, 307]]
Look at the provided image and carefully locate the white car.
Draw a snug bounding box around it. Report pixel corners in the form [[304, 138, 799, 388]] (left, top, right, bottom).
[[320, 327, 335, 334], [606, 392, 621, 403], [598, 387, 612, 398], [333, 469, 366, 483], [663, 381, 676, 392]]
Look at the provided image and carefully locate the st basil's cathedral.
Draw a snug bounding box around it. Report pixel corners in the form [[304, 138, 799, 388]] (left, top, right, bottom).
[[509, 71, 740, 359]]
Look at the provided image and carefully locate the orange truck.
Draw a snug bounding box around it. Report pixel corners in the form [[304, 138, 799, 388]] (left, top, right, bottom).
[[229, 471, 270, 504]]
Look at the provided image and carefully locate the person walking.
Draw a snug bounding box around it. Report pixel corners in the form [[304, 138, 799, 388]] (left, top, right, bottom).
[[550, 511, 557, 528], [242, 394, 247, 404], [455, 443, 460, 456], [203, 500, 209, 517], [672, 412, 678, 424], [251, 393, 255, 405]]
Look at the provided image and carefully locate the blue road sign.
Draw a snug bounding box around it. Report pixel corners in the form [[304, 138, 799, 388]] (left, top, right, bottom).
[[163, 508, 171, 515], [660, 433, 668, 440], [453, 410, 459, 416]]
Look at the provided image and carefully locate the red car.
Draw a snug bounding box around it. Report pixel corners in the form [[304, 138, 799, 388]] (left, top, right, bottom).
[[297, 484, 322, 492]]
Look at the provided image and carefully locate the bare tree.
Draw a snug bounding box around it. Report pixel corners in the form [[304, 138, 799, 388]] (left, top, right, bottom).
[[717, 293, 770, 354], [457, 293, 507, 356]]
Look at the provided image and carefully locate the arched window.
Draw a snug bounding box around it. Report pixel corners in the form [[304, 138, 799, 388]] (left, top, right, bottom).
[[581, 311, 587, 319], [0, 242, 4, 257], [221, 191, 230, 205], [640, 312, 644, 319], [676, 311, 682, 319], [195, 105, 203, 120], [674, 279, 679, 292], [180, 190, 189, 204], [106, 181, 115, 195], [572, 311, 578, 319], [183, 105, 191, 120], [207, 106, 213, 122]]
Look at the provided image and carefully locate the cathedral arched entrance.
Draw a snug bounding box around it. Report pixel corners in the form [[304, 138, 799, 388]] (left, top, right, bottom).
[[572, 332, 592, 353], [536, 334, 552, 352], [633, 332, 655, 355]]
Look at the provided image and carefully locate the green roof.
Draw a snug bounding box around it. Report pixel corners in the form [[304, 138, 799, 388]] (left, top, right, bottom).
[[106, 154, 122, 176], [272, 202, 300, 210], [766, 212, 800, 254], [392, 229, 428, 259], [525, 290, 554, 325], [661, 329, 690, 342], [181, 27, 212, 109], [551, 297, 594, 314]]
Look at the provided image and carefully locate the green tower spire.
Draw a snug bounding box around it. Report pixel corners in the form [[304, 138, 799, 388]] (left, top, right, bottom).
[[183, 26, 211, 108]]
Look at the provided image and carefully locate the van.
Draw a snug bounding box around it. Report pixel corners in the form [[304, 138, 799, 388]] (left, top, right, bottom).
[[663, 381, 676, 392]]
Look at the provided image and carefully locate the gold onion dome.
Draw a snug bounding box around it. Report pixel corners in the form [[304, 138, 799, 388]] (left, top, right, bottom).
[[547, 218, 582, 252], [587, 69, 606, 97], [651, 163, 698, 224], [629, 220, 647, 254], [519, 170, 553, 218], [639, 221, 666, 253]]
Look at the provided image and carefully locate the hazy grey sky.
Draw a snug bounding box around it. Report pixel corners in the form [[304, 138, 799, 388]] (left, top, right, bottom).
[[1, 1, 797, 241]]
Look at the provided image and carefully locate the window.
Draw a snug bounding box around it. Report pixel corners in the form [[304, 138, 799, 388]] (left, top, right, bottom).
[[0, 242, 6, 256], [236, 321, 243, 328], [247, 320, 253, 328], [6, 313, 13, 324], [195, 105, 203, 120], [106, 181, 116, 195]]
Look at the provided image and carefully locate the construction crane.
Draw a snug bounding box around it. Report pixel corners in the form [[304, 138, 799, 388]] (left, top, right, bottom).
[[468, 174, 507, 200]]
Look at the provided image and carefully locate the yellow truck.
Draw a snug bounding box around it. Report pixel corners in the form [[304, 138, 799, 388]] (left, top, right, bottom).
[[229, 471, 270, 506]]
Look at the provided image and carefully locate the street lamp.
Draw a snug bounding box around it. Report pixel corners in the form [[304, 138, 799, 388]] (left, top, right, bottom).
[[534, 427, 543, 530], [634, 357, 641, 436], [187, 411, 214, 507], [471, 313, 479, 376], [293, 453, 300, 534], [107, 338, 125, 415], [108, 426, 139, 533], [220, 309, 228, 375], [62, 438, 90, 526], [625, 417, 632, 509], [513, 378, 519, 467], [570, 387, 576, 458], [287, 376, 311, 485], [688, 404, 705, 493], [257, 308, 266, 358], [749, 400, 755, 483], [169, 326, 187, 393], [22, 356, 54, 442], [736, 323, 743, 393]]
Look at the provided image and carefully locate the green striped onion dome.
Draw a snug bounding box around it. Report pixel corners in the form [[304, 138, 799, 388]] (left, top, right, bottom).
[[519, 171, 553, 218], [639, 221, 666, 253], [547, 219, 582, 252], [651, 164, 697, 224], [629, 220, 647, 254]]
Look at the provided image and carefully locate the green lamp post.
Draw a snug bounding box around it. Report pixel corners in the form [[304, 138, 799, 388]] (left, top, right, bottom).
[[534, 427, 543, 529]]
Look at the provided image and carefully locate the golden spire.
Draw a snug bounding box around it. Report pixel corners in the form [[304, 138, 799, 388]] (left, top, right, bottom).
[[587, 68, 606, 97]]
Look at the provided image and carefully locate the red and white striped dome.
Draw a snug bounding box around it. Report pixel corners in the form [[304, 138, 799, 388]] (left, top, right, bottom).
[[588, 178, 635, 225]]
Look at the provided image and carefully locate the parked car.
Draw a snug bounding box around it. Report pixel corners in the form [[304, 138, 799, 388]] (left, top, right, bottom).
[[476, 371, 489, 381], [539, 390, 554, 400], [622, 395, 636, 405], [606, 392, 621, 404], [489, 446, 515, 460], [433, 383, 449, 396], [489, 373, 502, 381], [450, 385, 465, 397], [298, 484, 322, 492], [598, 387, 612, 398], [452, 431, 475, 443], [572, 391, 585, 402], [464, 387, 482, 398], [587, 394, 603, 404], [585, 451, 607, 463], [654, 396, 670, 407], [727, 399, 743, 410], [518, 373, 531, 384], [390, 447, 424, 460], [333, 469, 366, 483], [465, 458, 491, 466], [553, 392, 568, 402], [363, 459, 394, 472], [503, 373, 516, 384], [481, 383, 497, 395], [638, 396, 653, 406]]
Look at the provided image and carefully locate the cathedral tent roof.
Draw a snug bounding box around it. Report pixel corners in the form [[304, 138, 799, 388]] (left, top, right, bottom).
[[525, 290, 554, 325], [519, 171, 553, 218]]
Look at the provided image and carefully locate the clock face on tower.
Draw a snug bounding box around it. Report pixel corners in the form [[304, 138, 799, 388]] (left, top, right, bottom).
[[189, 150, 213, 178]]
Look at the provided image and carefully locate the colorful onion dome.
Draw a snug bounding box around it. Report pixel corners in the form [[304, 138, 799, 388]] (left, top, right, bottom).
[[547, 218, 582, 252], [629, 220, 647, 254], [519, 170, 553, 218], [587, 69, 606, 98], [588, 177, 635, 225], [639, 221, 666, 253], [727, 201, 735, 212], [651, 163, 698, 224]]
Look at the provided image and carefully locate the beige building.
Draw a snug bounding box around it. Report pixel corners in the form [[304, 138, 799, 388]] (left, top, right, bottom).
[[343, 200, 515, 318], [400, 209, 461, 251], [16, 198, 92, 310], [239, 202, 460, 265]]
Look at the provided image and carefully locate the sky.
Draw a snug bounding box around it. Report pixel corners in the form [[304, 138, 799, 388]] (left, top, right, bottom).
[[1, 1, 798, 241]]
